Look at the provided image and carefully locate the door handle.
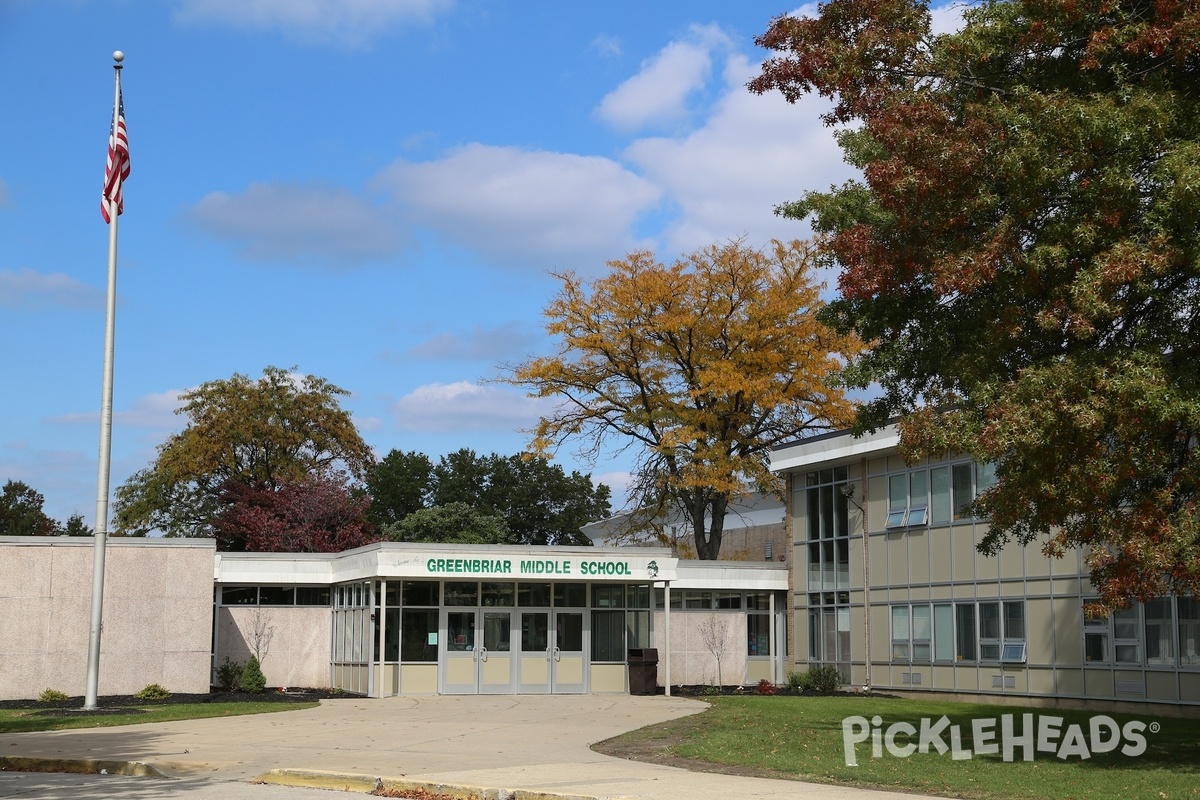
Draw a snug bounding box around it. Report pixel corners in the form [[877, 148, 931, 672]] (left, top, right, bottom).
[[480, 647, 488, 662], [553, 646, 561, 662]]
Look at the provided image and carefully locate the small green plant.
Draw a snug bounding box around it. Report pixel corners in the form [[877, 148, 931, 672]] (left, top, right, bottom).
[[792, 665, 843, 693], [39, 688, 70, 702], [134, 683, 171, 700], [239, 654, 267, 693], [702, 683, 723, 696], [216, 657, 244, 691], [756, 678, 777, 695]]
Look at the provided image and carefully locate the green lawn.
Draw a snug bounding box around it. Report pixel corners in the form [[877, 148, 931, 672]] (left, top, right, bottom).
[[0, 701, 318, 734], [629, 695, 1200, 800]]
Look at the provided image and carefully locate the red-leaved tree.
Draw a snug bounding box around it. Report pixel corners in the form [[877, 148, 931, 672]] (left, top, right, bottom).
[[214, 473, 379, 553]]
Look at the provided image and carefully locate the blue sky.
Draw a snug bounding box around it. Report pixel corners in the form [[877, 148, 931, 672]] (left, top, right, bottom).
[[0, 1, 961, 527]]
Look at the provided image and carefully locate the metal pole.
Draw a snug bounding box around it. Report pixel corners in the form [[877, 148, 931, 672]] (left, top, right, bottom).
[[84, 52, 124, 711], [663, 582, 671, 696]]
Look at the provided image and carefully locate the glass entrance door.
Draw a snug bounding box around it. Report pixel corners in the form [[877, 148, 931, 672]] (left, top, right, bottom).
[[479, 610, 514, 694], [441, 610, 478, 694], [517, 611, 551, 693], [552, 611, 586, 693]]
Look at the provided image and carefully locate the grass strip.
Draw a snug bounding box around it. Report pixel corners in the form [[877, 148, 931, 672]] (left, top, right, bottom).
[[0, 701, 318, 734], [604, 695, 1200, 800]]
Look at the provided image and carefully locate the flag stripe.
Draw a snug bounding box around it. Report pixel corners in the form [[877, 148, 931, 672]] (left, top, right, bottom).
[[101, 90, 130, 223]]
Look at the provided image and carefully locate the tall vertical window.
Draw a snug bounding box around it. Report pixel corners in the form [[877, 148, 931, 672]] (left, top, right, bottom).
[[891, 606, 910, 660], [933, 604, 954, 661], [803, 466, 851, 679], [956, 603, 977, 661], [979, 601, 1001, 659], [930, 467, 951, 524], [1114, 606, 1141, 664], [1179, 598, 1200, 667], [1144, 598, 1174, 666]]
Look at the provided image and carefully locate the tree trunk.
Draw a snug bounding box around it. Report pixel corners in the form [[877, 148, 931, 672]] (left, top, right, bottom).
[[690, 493, 728, 560]]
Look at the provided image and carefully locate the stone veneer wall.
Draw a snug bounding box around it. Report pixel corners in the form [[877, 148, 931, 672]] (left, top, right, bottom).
[[0, 536, 215, 701], [215, 606, 332, 689], [653, 610, 750, 687]]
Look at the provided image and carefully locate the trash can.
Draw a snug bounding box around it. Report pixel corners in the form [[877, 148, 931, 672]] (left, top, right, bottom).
[[627, 648, 659, 695]]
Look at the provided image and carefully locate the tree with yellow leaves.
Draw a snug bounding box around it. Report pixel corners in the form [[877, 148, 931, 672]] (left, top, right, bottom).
[[508, 239, 861, 559]]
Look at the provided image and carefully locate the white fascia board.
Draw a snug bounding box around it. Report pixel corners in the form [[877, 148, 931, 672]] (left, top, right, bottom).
[[215, 553, 335, 584], [770, 424, 901, 474], [669, 562, 790, 591]]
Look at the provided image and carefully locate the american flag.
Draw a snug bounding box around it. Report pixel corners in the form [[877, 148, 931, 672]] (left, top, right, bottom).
[[101, 88, 130, 223]]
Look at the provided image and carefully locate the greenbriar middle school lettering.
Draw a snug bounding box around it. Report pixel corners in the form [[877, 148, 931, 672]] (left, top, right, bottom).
[[425, 558, 634, 576]]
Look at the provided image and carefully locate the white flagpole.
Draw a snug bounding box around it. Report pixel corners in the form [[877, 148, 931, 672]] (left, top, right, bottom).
[[84, 50, 125, 711]]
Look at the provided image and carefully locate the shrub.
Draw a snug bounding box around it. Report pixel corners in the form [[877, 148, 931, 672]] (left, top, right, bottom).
[[39, 688, 69, 702], [216, 657, 244, 691], [239, 654, 267, 693], [793, 665, 843, 693], [756, 678, 777, 695], [134, 683, 171, 700]]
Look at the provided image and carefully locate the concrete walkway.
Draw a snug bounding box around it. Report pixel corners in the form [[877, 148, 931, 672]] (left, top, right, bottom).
[[0, 695, 923, 800]]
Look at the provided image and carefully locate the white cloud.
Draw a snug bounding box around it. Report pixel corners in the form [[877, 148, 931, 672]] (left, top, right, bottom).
[[173, 0, 453, 48], [621, 54, 853, 254], [184, 182, 403, 266], [595, 24, 731, 132], [52, 388, 187, 430], [591, 34, 622, 58], [400, 322, 541, 362], [392, 381, 555, 433], [0, 268, 104, 309], [375, 144, 661, 271], [929, 2, 969, 35]]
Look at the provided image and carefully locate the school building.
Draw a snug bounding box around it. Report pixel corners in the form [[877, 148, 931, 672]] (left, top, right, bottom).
[[770, 423, 1200, 709]]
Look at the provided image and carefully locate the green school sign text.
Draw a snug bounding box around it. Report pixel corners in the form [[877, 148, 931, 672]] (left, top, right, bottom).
[[425, 558, 633, 577]]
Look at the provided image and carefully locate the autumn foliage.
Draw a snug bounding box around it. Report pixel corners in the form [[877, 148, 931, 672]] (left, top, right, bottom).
[[751, 1, 1200, 605], [214, 473, 377, 553], [510, 239, 860, 559]]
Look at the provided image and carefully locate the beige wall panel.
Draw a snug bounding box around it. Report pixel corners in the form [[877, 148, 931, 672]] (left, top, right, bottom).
[[1028, 668, 1056, 696], [908, 530, 929, 585], [849, 605, 866, 662], [867, 457, 887, 476], [849, 537, 865, 588], [1000, 543, 1024, 580], [1052, 596, 1083, 665], [744, 659, 772, 684], [1025, 598, 1054, 665], [1053, 577, 1082, 596], [930, 584, 952, 599], [868, 535, 889, 590], [1083, 669, 1115, 698], [887, 455, 906, 472], [520, 657, 549, 686], [869, 663, 889, 688], [1001, 581, 1027, 598], [885, 533, 908, 585], [399, 664, 436, 693], [1025, 580, 1052, 597], [1056, 669, 1083, 696], [591, 663, 627, 693], [1025, 548, 1052, 578], [1145, 671, 1178, 701], [956, 667, 979, 691], [975, 546, 1001, 583], [928, 532, 952, 584], [1051, 547, 1083, 575], [932, 665, 955, 690], [952, 527, 976, 582], [1179, 673, 1200, 702]]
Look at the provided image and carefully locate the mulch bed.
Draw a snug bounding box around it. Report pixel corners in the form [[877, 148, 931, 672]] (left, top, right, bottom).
[[0, 688, 348, 711]]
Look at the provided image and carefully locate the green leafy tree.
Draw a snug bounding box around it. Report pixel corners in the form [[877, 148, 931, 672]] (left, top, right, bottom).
[[0, 480, 57, 536], [382, 502, 511, 545], [508, 239, 860, 559], [366, 449, 433, 526], [58, 514, 94, 537], [114, 367, 374, 538], [432, 449, 611, 546], [751, 1, 1200, 605]]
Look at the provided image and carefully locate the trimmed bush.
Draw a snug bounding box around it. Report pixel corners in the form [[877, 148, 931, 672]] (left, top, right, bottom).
[[216, 657, 244, 691], [756, 678, 777, 695], [39, 688, 69, 702], [794, 665, 843, 693], [239, 655, 267, 693], [134, 683, 171, 700]]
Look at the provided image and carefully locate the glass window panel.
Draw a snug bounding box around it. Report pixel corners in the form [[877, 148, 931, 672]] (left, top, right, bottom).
[[447, 611, 475, 651], [402, 581, 439, 606], [1002, 642, 1026, 662], [808, 610, 819, 659], [383, 583, 400, 607], [805, 471, 819, 487], [956, 603, 977, 661], [837, 607, 852, 662], [888, 474, 907, 509], [747, 614, 770, 656], [910, 471, 928, 508], [807, 488, 820, 540], [952, 463, 974, 519], [934, 604, 954, 661], [1145, 598, 1173, 665], [593, 585, 625, 608], [553, 583, 586, 608], [892, 606, 910, 660], [1115, 643, 1140, 664], [1085, 632, 1108, 662], [685, 591, 713, 609], [627, 610, 651, 649], [912, 605, 931, 640], [481, 582, 515, 607], [444, 582, 478, 607], [557, 612, 584, 651], [521, 612, 548, 650], [1177, 597, 1199, 666], [591, 610, 625, 661], [258, 586, 294, 606], [400, 609, 437, 662], [296, 587, 331, 606], [836, 539, 850, 588], [807, 542, 821, 587], [383, 607, 400, 661], [820, 485, 834, 538], [1003, 601, 1025, 640], [518, 582, 551, 607], [885, 509, 907, 527], [823, 608, 837, 662], [222, 586, 257, 605], [930, 466, 951, 524], [1114, 606, 1139, 640], [715, 592, 742, 609], [483, 611, 511, 651], [907, 505, 928, 526], [980, 642, 1001, 660], [834, 465, 848, 482], [819, 468, 833, 484], [834, 487, 849, 536], [977, 461, 998, 493], [628, 585, 651, 609], [979, 602, 1001, 640], [745, 592, 769, 610]]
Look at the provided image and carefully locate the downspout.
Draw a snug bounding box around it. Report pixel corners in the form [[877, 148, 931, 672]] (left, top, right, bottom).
[[861, 457, 871, 692]]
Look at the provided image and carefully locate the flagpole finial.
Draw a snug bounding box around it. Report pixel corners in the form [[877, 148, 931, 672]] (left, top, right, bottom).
[[113, 50, 124, 63]]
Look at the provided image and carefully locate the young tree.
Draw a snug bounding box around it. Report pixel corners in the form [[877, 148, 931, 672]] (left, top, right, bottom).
[[508, 239, 860, 559], [0, 480, 56, 536], [213, 473, 378, 552], [113, 366, 374, 537], [750, 1, 1200, 606], [58, 514, 94, 537]]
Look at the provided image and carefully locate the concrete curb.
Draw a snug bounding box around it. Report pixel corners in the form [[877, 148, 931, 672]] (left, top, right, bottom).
[[0, 755, 169, 778], [253, 768, 635, 800]]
